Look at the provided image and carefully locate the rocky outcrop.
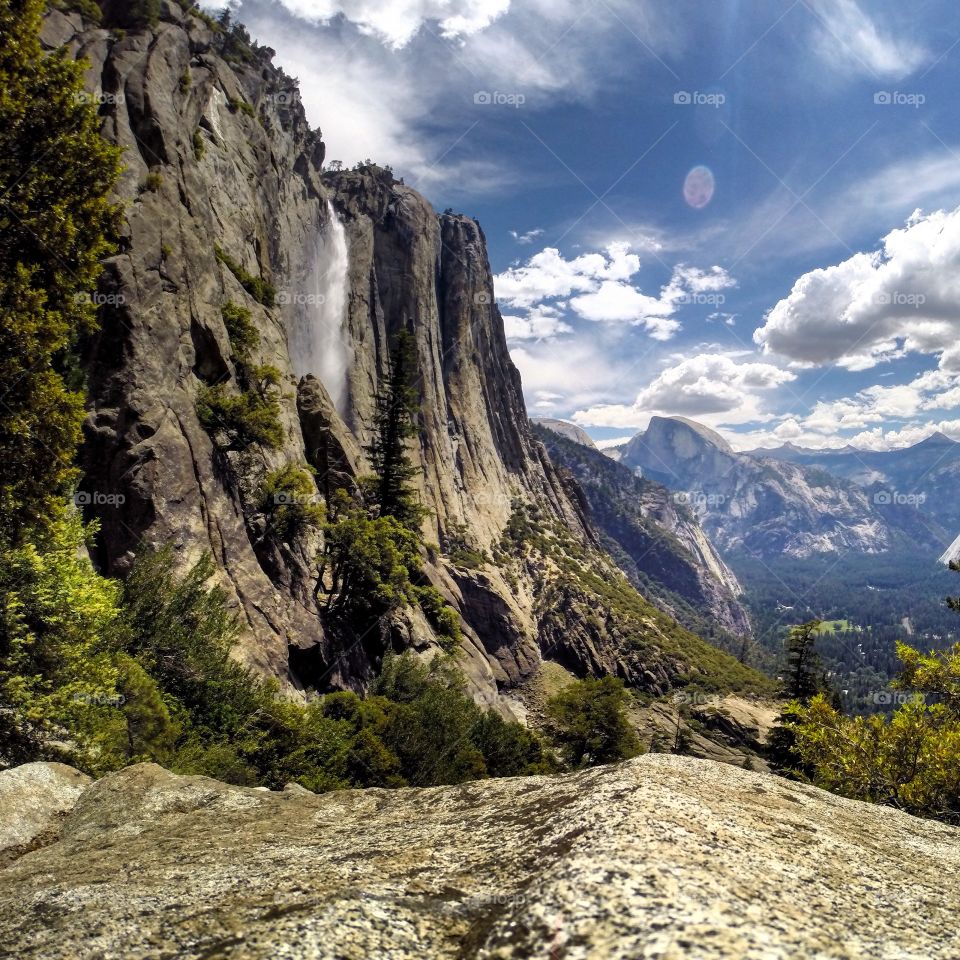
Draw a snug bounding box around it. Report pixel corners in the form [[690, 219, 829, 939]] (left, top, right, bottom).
[[42, 4, 596, 702], [532, 417, 598, 449], [535, 424, 751, 638], [620, 416, 933, 560], [756, 432, 960, 550], [4, 757, 958, 958], [42, 5, 768, 712], [0, 763, 91, 866]]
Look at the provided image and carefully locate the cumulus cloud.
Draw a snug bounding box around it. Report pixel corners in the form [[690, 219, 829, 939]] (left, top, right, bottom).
[[788, 369, 960, 436], [807, 0, 927, 79], [735, 416, 960, 454], [510, 339, 635, 414], [755, 207, 960, 371], [571, 353, 795, 430], [269, 0, 510, 48], [502, 305, 572, 341], [496, 243, 735, 343]]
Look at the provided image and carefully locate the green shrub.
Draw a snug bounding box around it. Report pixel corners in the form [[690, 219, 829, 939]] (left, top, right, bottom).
[[260, 464, 324, 541], [221, 301, 258, 360], [51, 0, 102, 21], [173, 0, 221, 31], [193, 129, 205, 160], [178, 69, 191, 93], [412, 584, 461, 652], [441, 521, 489, 569], [228, 96, 256, 118], [546, 675, 642, 768], [196, 383, 284, 450], [215, 245, 276, 307], [318, 498, 421, 629], [140, 171, 163, 193], [787, 641, 960, 821], [0, 512, 124, 769], [371, 653, 553, 785], [0, 0, 122, 540]]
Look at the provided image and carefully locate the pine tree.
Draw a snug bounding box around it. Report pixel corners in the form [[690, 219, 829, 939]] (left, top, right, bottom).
[[768, 620, 826, 777], [366, 330, 425, 527], [0, 0, 122, 542], [783, 620, 825, 703]]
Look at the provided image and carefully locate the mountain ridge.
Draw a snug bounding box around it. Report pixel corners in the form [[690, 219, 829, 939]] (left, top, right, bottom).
[[46, 2, 768, 715]]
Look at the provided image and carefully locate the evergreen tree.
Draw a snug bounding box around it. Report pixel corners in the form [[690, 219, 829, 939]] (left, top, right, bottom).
[[0, 0, 122, 541], [545, 676, 642, 768], [366, 330, 425, 527], [782, 620, 825, 703]]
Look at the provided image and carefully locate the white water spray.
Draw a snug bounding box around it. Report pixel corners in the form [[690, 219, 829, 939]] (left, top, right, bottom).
[[289, 201, 351, 415]]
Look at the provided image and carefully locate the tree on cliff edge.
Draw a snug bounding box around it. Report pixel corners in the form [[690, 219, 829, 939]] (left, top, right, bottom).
[[365, 330, 426, 528]]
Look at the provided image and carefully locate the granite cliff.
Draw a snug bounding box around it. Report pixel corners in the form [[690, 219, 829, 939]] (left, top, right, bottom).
[[618, 416, 943, 561], [533, 423, 751, 642], [45, 2, 765, 713]]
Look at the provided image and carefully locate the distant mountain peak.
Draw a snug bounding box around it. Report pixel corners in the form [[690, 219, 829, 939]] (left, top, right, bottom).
[[532, 418, 598, 449], [915, 430, 956, 448], [646, 416, 735, 455]]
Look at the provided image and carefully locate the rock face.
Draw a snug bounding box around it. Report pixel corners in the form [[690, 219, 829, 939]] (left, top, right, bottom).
[[41, 4, 592, 702], [532, 417, 599, 449], [4, 757, 958, 959], [535, 424, 751, 639], [755, 432, 960, 551], [41, 4, 764, 710], [620, 416, 938, 560], [0, 762, 91, 866]]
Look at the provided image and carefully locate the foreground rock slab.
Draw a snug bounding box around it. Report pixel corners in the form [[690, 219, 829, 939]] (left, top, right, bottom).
[[0, 762, 91, 866], [2, 756, 958, 959]]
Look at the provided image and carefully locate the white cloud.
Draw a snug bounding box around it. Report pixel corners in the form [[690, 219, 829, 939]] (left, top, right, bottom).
[[511, 339, 634, 414], [509, 228, 544, 244], [270, 0, 510, 48], [572, 353, 795, 430], [502, 305, 571, 341], [595, 435, 635, 449], [225, 0, 680, 191], [496, 244, 735, 342], [807, 0, 927, 79], [755, 207, 960, 370], [734, 417, 960, 454]]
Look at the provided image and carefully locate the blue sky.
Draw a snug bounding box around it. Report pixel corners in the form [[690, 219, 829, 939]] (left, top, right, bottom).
[[212, 0, 960, 451]]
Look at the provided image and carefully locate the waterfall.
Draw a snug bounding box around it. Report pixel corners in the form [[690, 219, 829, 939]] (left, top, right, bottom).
[[289, 201, 351, 415]]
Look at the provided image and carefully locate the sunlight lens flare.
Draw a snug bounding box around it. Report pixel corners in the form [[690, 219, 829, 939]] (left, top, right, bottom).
[[683, 165, 715, 209]]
